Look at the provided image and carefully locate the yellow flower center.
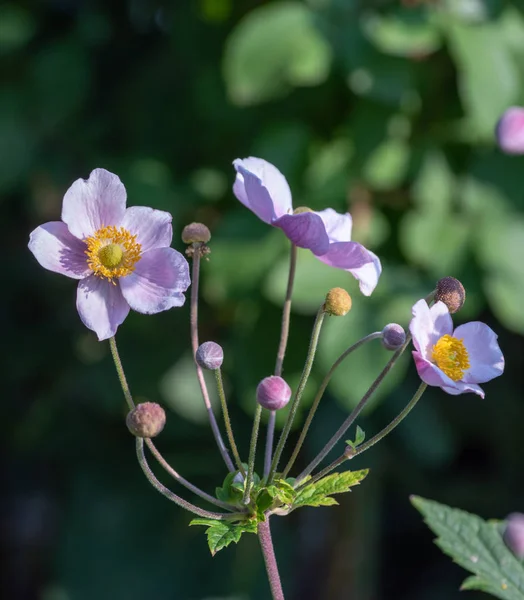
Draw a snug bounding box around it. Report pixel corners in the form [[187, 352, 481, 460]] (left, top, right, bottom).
[[85, 225, 142, 282], [293, 206, 313, 214], [431, 334, 470, 381]]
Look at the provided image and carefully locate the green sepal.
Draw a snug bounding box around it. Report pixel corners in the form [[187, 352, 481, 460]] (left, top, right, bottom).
[[411, 496, 524, 600], [293, 469, 369, 508], [190, 517, 258, 556]]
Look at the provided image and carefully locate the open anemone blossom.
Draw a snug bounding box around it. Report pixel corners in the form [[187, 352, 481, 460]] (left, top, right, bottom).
[[409, 299, 504, 398], [28, 168, 190, 341], [233, 157, 381, 296]]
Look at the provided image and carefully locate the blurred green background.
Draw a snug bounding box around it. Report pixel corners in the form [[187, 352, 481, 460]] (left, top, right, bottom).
[[3, 0, 524, 598]]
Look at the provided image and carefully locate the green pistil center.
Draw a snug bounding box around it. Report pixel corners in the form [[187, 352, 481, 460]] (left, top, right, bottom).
[[98, 243, 124, 268]]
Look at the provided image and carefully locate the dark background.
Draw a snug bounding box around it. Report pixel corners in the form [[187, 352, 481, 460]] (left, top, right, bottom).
[[2, 0, 524, 599]]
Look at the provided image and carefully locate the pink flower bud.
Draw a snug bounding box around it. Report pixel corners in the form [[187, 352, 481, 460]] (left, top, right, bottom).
[[503, 513, 524, 559], [256, 376, 292, 411], [496, 107, 524, 154], [382, 323, 406, 350], [126, 402, 166, 438], [196, 341, 224, 370]]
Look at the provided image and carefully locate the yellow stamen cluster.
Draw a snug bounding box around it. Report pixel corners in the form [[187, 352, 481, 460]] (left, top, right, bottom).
[[85, 225, 141, 282], [431, 334, 470, 381]]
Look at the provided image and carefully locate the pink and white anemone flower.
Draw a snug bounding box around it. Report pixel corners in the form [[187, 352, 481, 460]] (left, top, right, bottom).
[[28, 168, 190, 341], [496, 107, 524, 154], [409, 299, 504, 398], [232, 157, 382, 296]]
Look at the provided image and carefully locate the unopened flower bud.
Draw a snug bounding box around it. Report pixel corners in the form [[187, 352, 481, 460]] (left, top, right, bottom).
[[181, 222, 211, 244], [496, 107, 524, 154], [435, 277, 466, 314], [382, 323, 406, 350], [196, 341, 223, 370], [256, 376, 292, 411], [324, 288, 352, 316], [503, 513, 524, 559], [233, 470, 245, 484], [126, 402, 166, 438]]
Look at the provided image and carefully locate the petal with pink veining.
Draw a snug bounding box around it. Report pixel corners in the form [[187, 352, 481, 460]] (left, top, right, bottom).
[[29, 221, 90, 279], [119, 247, 190, 314], [62, 168, 127, 239], [120, 206, 173, 252], [76, 275, 130, 341]]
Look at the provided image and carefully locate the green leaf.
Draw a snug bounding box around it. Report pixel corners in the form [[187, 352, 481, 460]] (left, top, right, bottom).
[[362, 137, 410, 191], [346, 425, 366, 450], [411, 496, 524, 600], [223, 1, 332, 105], [294, 469, 368, 508], [190, 518, 257, 556]]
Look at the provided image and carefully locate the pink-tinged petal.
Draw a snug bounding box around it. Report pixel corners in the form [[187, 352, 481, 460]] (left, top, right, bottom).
[[273, 212, 330, 255], [496, 107, 524, 154], [410, 300, 452, 359], [76, 275, 130, 341], [233, 157, 292, 224], [315, 208, 353, 243], [441, 382, 485, 399], [29, 221, 90, 279], [120, 206, 173, 252], [62, 168, 127, 239], [119, 248, 190, 314], [453, 322, 505, 383], [412, 351, 462, 390], [316, 243, 381, 295]]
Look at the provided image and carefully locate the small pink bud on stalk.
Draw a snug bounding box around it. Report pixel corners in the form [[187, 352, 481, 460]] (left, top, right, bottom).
[[126, 402, 166, 438], [382, 323, 406, 350], [256, 376, 292, 411], [435, 276, 466, 314], [324, 287, 352, 317], [196, 341, 224, 370], [503, 513, 524, 559]]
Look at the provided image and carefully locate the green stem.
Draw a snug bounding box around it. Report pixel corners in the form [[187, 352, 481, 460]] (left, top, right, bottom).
[[296, 335, 411, 484], [214, 368, 245, 476], [144, 438, 238, 512], [190, 244, 234, 472], [268, 306, 326, 485], [281, 332, 382, 479], [350, 382, 427, 458], [264, 243, 297, 478], [243, 403, 262, 504], [109, 336, 135, 411], [136, 438, 244, 520]]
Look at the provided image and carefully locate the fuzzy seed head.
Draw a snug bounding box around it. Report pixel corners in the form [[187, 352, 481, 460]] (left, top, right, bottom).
[[181, 222, 211, 244], [435, 277, 466, 314], [126, 402, 166, 438], [504, 513, 524, 559], [196, 341, 224, 370], [324, 288, 352, 316], [382, 323, 406, 350], [256, 376, 292, 411]]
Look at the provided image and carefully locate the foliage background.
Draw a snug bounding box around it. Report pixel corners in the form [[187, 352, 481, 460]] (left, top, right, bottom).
[[2, 0, 524, 598]]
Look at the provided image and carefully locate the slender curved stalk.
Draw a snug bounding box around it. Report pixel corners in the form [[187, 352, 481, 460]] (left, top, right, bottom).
[[145, 439, 237, 512], [214, 368, 245, 476], [136, 438, 244, 520], [296, 335, 411, 484], [282, 332, 382, 479], [350, 382, 427, 458], [109, 336, 135, 411], [190, 245, 234, 472], [243, 404, 262, 504], [268, 307, 326, 485], [258, 519, 285, 600], [264, 243, 297, 478]]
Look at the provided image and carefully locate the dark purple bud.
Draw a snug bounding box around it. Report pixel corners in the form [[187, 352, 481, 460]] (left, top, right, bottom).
[[503, 513, 524, 559], [181, 222, 211, 244], [324, 287, 352, 316], [256, 376, 292, 411], [382, 323, 406, 350], [435, 276, 466, 314], [126, 402, 166, 438], [196, 341, 224, 370], [496, 107, 524, 154]]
